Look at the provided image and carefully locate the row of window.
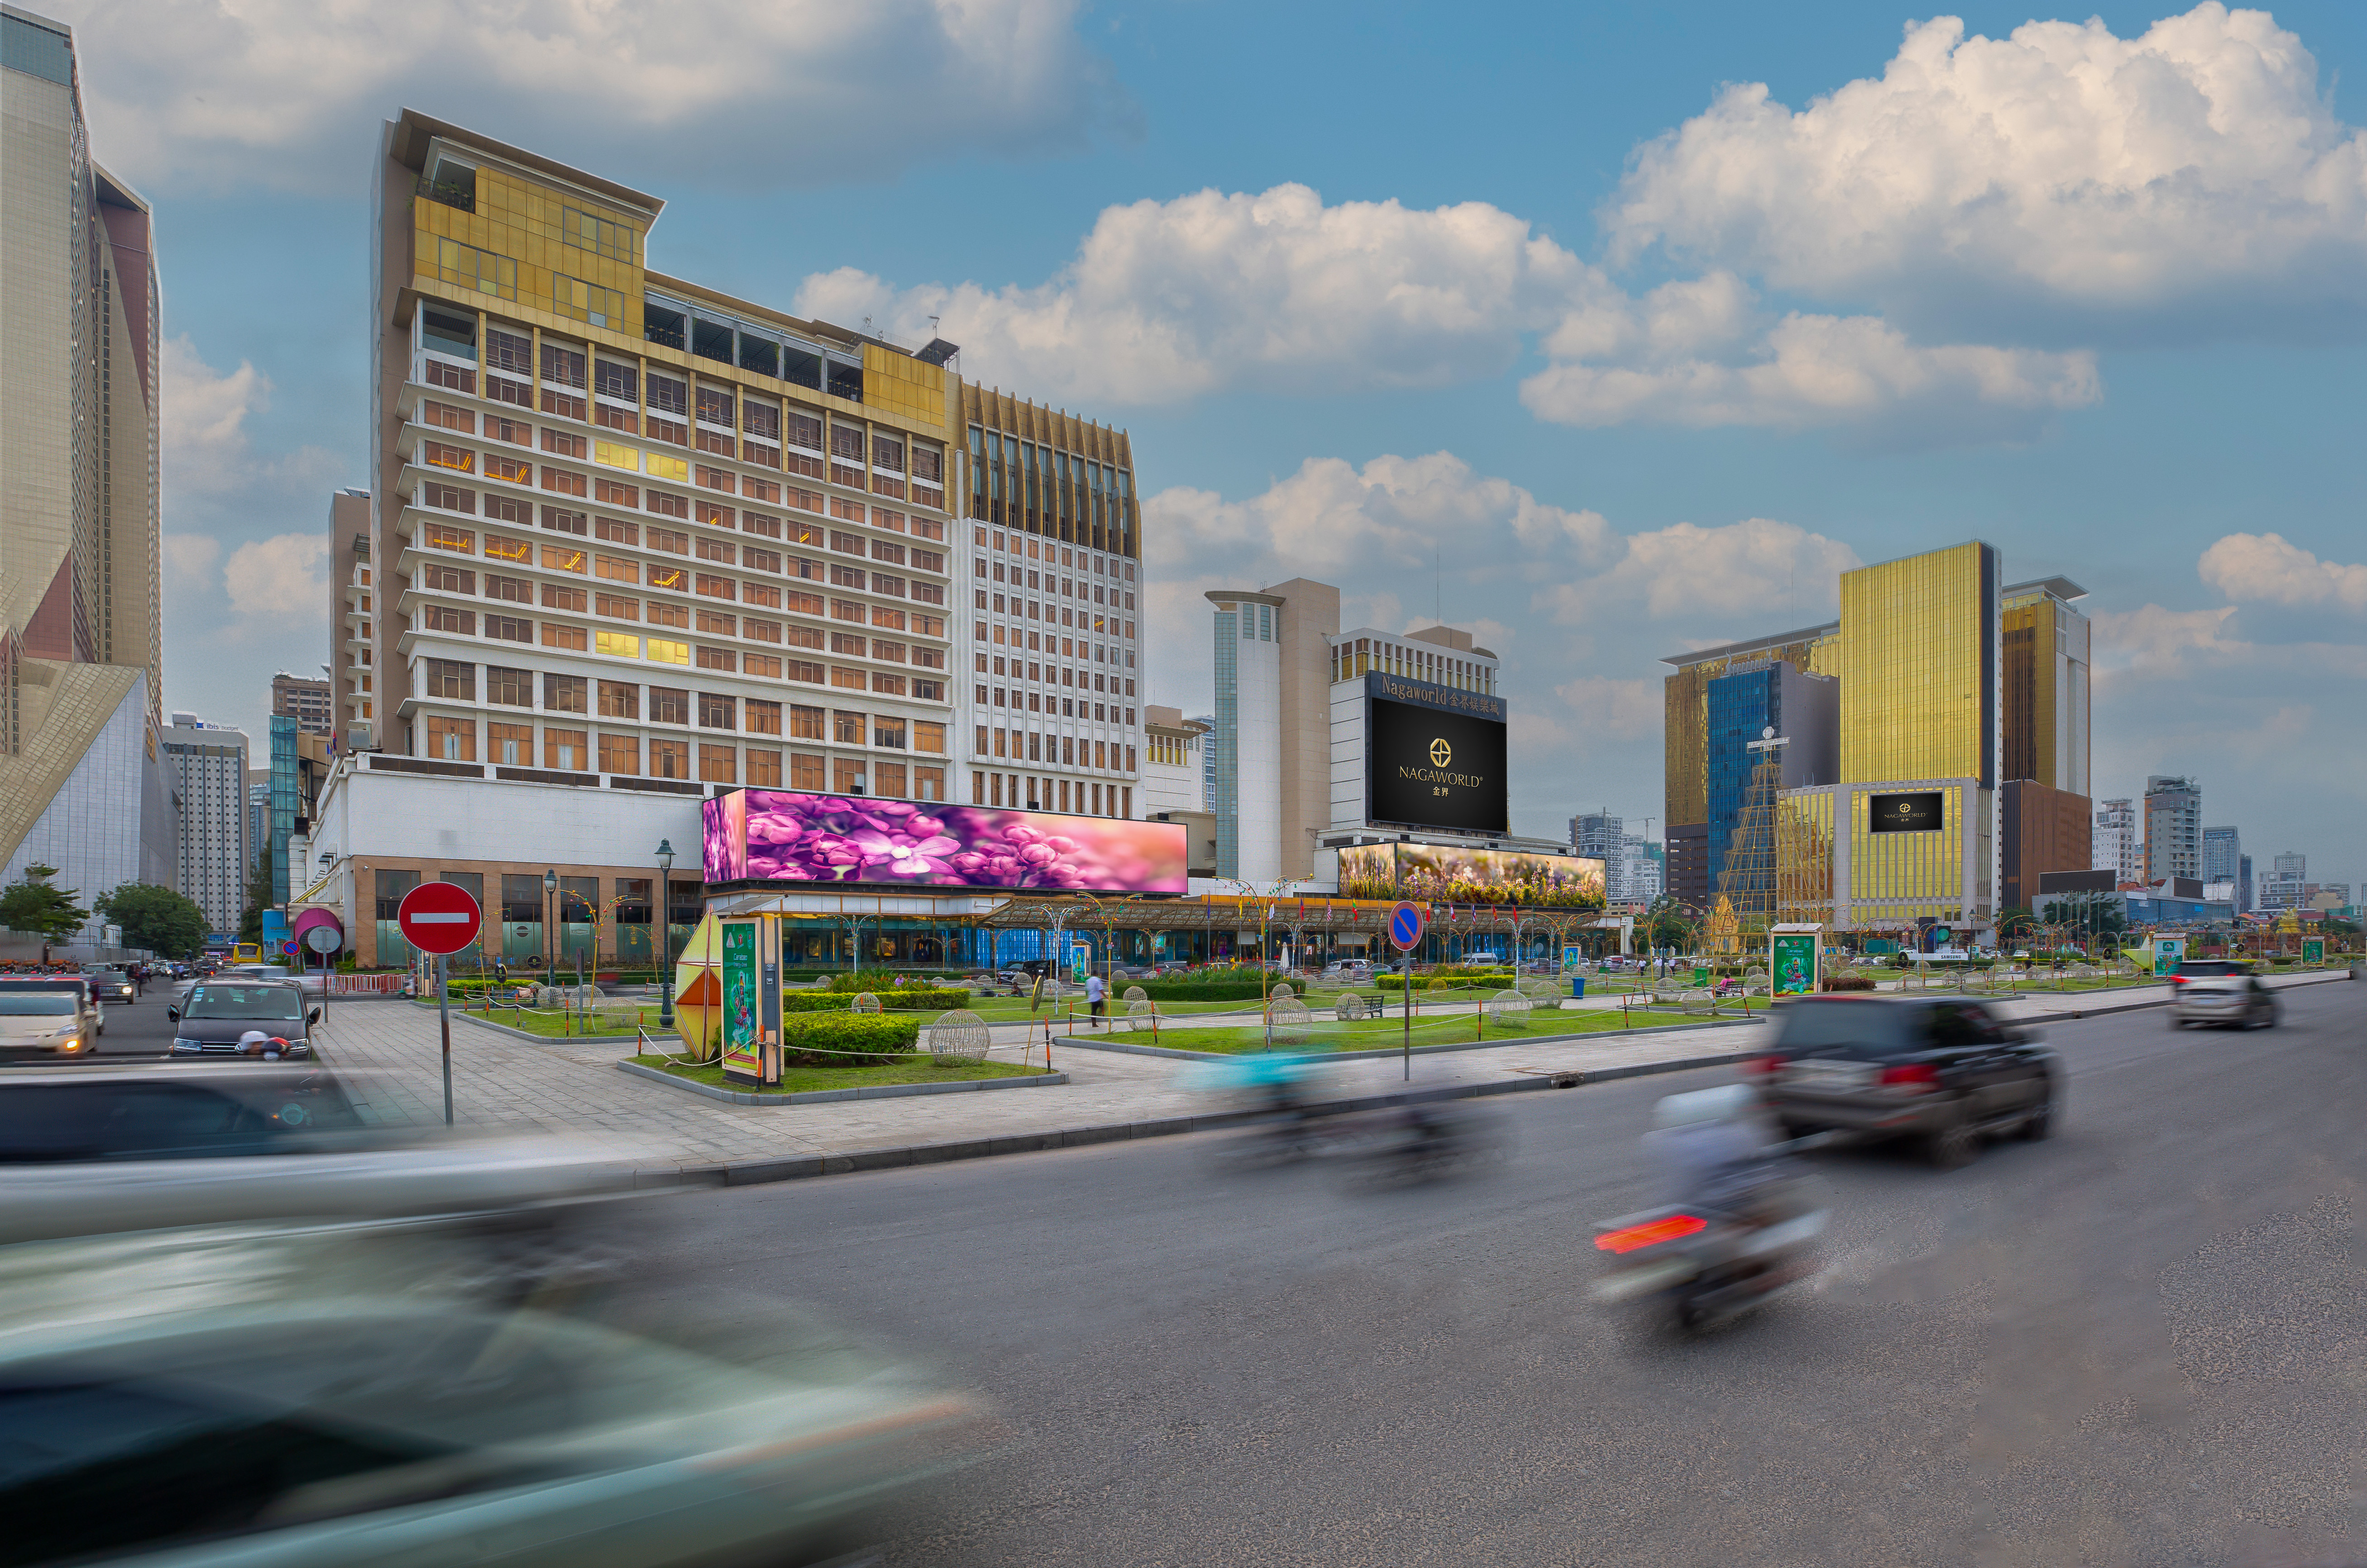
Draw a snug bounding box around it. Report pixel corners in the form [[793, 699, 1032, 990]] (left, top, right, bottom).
[[976, 619, 1138, 681], [1332, 635, 1497, 694], [413, 662, 948, 747], [975, 727, 1136, 773], [980, 686, 1136, 726], [978, 589, 1134, 637], [411, 513, 948, 618], [411, 615, 948, 694], [976, 773, 1132, 818], [976, 653, 1137, 705], [420, 717, 948, 798], [412, 467, 949, 579], [417, 313, 947, 507]]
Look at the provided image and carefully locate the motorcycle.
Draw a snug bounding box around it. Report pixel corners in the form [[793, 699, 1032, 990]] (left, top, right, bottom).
[[1588, 1153, 1828, 1333]]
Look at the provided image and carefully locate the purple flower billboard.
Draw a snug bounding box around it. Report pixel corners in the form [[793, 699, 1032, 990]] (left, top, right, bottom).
[[703, 790, 1187, 894]]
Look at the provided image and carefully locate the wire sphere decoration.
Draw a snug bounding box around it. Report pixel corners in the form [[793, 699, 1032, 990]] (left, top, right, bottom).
[[923, 1009, 992, 1063], [1266, 995, 1313, 1047], [1487, 989, 1534, 1025], [1334, 991, 1370, 1021], [849, 991, 883, 1015], [1269, 982, 1295, 1001], [1125, 998, 1159, 1032], [1515, 974, 1561, 1001], [1124, 985, 1148, 1003]]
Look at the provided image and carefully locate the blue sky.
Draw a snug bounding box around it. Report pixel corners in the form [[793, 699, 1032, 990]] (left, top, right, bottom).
[[57, 0, 2367, 894]]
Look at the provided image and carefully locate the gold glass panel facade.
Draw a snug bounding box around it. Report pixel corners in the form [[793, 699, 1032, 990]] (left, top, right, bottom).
[[1662, 633, 1839, 826], [1776, 787, 1835, 924], [1836, 543, 1996, 787], [1842, 781, 1990, 928]]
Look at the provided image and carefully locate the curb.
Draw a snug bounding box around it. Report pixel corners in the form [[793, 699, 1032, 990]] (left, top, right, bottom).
[[650, 1045, 1759, 1188], [1046, 1012, 1769, 1063], [616, 1058, 1069, 1107], [447, 1010, 678, 1046]]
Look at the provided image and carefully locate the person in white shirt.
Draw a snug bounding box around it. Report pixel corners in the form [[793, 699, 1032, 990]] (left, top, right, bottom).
[[1085, 972, 1106, 1025]]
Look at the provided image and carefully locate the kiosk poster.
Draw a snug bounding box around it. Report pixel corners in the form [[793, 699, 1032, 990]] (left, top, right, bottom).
[[2302, 937, 2325, 965], [720, 921, 761, 1081], [2153, 937, 2185, 977], [1770, 931, 1819, 996]]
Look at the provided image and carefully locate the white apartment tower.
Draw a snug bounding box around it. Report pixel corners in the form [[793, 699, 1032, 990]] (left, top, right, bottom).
[[2092, 797, 2138, 885], [160, 715, 249, 931]]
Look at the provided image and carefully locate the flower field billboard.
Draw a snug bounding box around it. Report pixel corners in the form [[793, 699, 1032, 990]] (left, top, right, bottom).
[[1336, 842, 1604, 909], [703, 790, 1187, 894]]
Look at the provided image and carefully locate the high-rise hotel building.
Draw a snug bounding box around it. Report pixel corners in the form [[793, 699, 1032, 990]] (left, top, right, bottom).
[[1662, 542, 2092, 940], [1, 5, 176, 904], [306, 110, 1140, 965]]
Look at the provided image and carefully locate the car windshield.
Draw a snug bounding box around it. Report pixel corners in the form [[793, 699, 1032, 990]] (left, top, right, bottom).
[[1772, 999, 1914, 1057], [2176, 960, 2247, 976], [0, 996, 77, 1015], [181, 986, 305, 1021]]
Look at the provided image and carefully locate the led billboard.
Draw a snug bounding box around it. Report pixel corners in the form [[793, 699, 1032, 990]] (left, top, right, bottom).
[[1337, 843, 1604, 908], [1365, 677, 1508, 834], [703, 790, 1187, 894], [1869, 791, 1946, 834]]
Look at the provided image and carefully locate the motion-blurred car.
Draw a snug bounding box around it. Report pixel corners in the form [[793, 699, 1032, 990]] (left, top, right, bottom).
[[82, 967, 137, 1006], [1746, 995, 2057, 1168], [167, 979, 318, 1058], [0, 1209, 986, 1567], [2170, 959, 2278, 1029], [0, 976, 100, 1042], [0, 985, 96, 1063]]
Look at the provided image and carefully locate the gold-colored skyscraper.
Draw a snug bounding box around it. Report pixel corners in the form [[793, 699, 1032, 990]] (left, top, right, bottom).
[[1, 6, 173, 899]]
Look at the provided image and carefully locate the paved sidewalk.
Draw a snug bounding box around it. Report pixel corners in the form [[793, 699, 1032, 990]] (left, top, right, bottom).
[[316, 972, 2345, 1184]]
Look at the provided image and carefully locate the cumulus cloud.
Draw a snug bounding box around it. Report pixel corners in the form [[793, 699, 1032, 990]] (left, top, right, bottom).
[[818, 184, 2091, 439], [53, 0, 1130, 194], [1536, 517, 1862, 621], [1606, 5, 2367, 338], [223, 534, 330, 630], [800, 185, 1598, 405], [1550, 676, 1663, 740], [2200, 531, 2367, 612], [160, 335, 270, 500], [1144, 451, 1620, 582]]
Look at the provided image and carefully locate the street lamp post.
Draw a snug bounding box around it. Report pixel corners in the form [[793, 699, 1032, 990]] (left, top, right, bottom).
[[543, 869, 558, 980], [655, 839, 676, 1032]]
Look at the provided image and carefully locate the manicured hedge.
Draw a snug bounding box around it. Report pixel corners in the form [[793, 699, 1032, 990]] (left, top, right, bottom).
[[782, 987, 971, 1013], [1136, 977, 1275, 1001], [781, 1012, 921, 1065]]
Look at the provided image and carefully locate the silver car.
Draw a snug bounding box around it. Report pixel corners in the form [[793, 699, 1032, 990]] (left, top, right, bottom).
[[2169, 960, 2278, 1029]]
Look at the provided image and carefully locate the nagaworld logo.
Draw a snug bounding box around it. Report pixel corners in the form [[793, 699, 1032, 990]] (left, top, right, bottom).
[[1430, 738, 1452, 767]]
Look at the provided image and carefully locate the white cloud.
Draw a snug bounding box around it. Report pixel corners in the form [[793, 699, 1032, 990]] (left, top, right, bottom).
[[1606, 5, 2367, 334], [819, 183, 2102, 440], [53, 0, 1129, 194], [1539, 517, 1862, 621], [1549, 676, 1663, 740], [222, 534, 330, 630], [161, 532, 221, 585], [2199, 531, 2367, 612], [160, 335, 269, 500], [1522, 300, 2099, 438], [1143, 451, 1620, 582], [801, 185, 1598, 405]]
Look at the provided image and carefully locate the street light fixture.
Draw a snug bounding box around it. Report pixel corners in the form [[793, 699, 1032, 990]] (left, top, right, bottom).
[[543, 868, 558, 977], [655, 839, 675, 1031]]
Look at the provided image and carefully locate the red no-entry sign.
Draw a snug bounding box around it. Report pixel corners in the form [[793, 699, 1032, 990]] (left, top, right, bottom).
[[397, 882, 482, 956]]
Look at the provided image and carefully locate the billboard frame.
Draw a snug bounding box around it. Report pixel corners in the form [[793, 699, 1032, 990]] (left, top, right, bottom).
[[1361, 672, 1509, 837]]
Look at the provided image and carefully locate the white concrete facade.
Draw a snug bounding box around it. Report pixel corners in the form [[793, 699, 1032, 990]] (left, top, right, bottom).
[[161, 715, 249, 932]]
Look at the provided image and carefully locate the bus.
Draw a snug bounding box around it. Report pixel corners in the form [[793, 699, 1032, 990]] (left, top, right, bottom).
[[230, 942, 263, 964]]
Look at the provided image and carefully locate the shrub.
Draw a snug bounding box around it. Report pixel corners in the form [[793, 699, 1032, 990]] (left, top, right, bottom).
[[1137, 976, 1273, 1001], [826, 969, 968, 993], [781, 1012, 920, 1065], [1820, 976, 1877, 992]]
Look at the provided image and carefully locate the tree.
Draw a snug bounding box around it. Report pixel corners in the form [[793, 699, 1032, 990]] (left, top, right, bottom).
[[94, 882, 208, 960], [2047, 892, 2126, 946], [0, 864, 89, 942], [238, 850, 276, 944]]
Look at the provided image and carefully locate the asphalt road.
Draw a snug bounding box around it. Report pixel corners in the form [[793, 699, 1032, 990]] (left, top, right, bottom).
[[633, 984, 2366, 1566], [88, 980, 176, 1056]]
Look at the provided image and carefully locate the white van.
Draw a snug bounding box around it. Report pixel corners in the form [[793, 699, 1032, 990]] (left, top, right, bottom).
[[0, 982, 96, 1061]]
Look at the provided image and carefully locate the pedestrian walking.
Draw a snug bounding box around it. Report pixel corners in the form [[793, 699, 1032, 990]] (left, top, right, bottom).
[[1085, 971, 1106, 1025]]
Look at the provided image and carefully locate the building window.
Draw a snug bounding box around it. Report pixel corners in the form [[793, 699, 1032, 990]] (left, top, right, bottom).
[[485, 665, 533, 706], [598, 680, 639, 720], [832, 756, 867, 795], [698, 692, 736, 730], [427, 715, 476, 761], [599, 732, 638, 775], [423, 658, 474, 701], [487, 721, 531, 767], [698, 744, 736, 784], [650, 738, 689, 780], [434, 238, 514, 299], [747, 748, 782, 786], [553, 274, 626, 330], [542, 673, 588, 714]]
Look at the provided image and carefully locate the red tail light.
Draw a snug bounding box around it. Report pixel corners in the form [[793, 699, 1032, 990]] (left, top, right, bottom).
[[1879, 1062, 1940, 1091], [1596, 1213, 1709, 1254], [1743, 1054, 1785, 1077]]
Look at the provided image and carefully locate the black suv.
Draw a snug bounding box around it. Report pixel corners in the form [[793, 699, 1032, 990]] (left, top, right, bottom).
[[167, 980, 320, 1059], [1748, 996, 2058, 1168]]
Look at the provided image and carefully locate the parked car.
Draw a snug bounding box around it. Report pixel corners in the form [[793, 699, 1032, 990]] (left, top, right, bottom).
[[0, 975, 100, 1040], [81, 966, 136, 1005], [166, 979, 319, 1059], [0, 982, 96, 1063], [2170, 959, 2278, 1029], [1746, 995, 2057, 1168]]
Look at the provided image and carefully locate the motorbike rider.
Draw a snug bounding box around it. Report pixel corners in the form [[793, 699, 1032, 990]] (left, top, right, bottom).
[[1643, 1084, 1788, 1217]]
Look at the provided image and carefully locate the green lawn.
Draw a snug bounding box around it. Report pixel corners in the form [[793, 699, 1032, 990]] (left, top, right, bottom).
[[626, 1052, 1042, 1095], [1098, 1003, 1731, 1055]]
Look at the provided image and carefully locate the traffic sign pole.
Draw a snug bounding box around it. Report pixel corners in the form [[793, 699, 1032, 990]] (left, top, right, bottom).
[[438, 953, 453, 1125], [1388, 901, 1426, 1081]]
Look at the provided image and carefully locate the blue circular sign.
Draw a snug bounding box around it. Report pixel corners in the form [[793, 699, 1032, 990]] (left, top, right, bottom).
[[1388, 901, 1426, 952]]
